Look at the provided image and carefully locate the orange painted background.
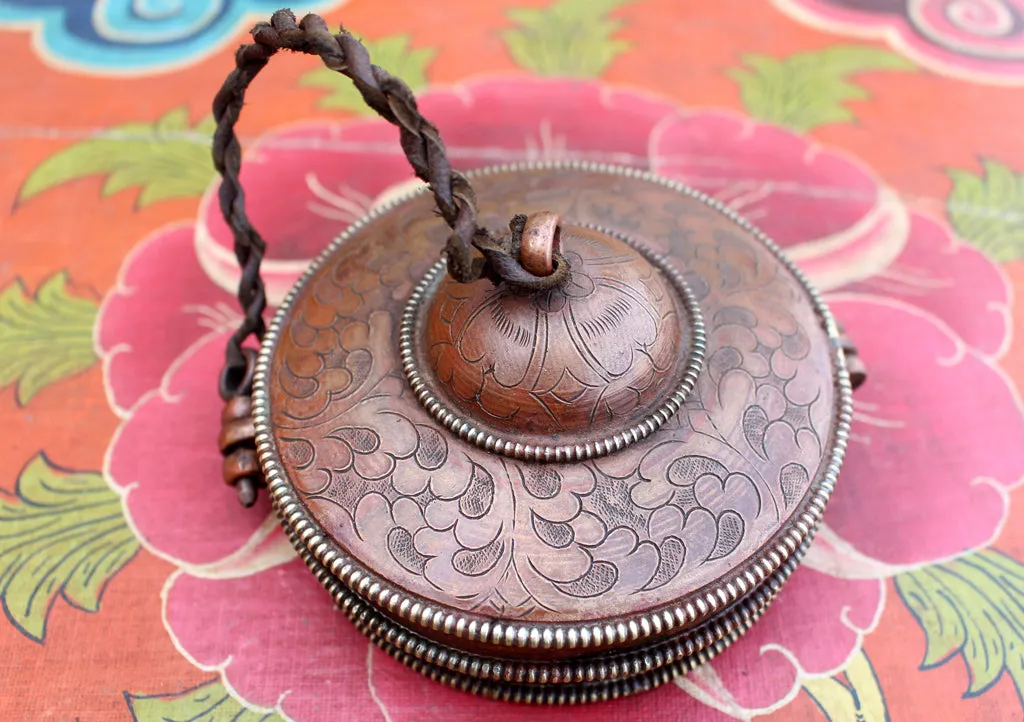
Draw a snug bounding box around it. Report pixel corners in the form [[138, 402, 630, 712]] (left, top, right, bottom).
[[1, 0, 1023, 720]]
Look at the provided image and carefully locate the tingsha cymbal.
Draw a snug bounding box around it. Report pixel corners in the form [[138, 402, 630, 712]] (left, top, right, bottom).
[[209, 9, 862, 704]]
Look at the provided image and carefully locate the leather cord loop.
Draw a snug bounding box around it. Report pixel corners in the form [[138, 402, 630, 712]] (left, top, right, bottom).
[[212, 8, 565, 395]]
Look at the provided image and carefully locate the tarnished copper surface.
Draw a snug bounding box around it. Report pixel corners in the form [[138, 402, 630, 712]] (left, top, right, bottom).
[[519, 210, 560, 276], [836, 332, 867, 390], [264, 166, 841, 631], [423, 224, 687, 439], [219, 378, 262, 507]]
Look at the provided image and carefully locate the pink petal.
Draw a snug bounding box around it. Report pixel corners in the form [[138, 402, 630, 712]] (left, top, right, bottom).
[[839, 213, 1010, 356], [167, 560, 381, 719], [108, 332, 271, 565], [651, 112, 907, 290], [702, 567, 882, 712], [419, 77, 679, 169], [97, 224, 235, 414], [825, 295, 1019, 565], [200, 119, 409, 260]]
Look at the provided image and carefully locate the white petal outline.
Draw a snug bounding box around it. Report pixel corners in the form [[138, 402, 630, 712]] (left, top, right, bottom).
[[835, 207, 1015, 362], [94, 219, 196, 420], [812, 294, 1022, 572], [676, 578, 886, 718], [160, 569, 297, 722], [366, 642, 394, 722], [102, 328, 295, 575], [676, 665, 754, 720]]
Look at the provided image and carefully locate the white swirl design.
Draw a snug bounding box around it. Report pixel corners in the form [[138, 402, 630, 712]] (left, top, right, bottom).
[[910, 0, 1024, 58]]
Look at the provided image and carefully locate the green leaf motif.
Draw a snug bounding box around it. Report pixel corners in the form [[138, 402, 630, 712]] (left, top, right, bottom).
[[0, 453, 138, 642], [803, 649, 890, 721], [19, 107, 216, 208], [947, 159, 1024, 262], [0, 272, 98, 405], [126, 678, 283, 721], [502, 0, 633, 77], [300, 35, 437, 114], [895, 548, 1024, 704], [727, 45, 916, 132]]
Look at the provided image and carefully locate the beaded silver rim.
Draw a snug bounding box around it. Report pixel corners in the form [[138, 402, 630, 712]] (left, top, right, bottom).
[[289, 522, 808, 689], [398, 223, 707, 461], [290, 531, 807, 705], [252, 159, 854, 653], [376, 620, 739, 705]]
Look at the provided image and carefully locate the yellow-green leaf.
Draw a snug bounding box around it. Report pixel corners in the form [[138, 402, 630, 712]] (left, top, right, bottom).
[[727, 45, 916, 132], [126, 678, 283, 721], [501, 0, 633, 77], [19, 107, 216, 208], [803, 649, 890, 721], [0, 272, 98, 405], [299, 35, 437, 114], [947, 158, 1024, 262], [0, 453, 138, 642], [895, 548, 1024, 701]]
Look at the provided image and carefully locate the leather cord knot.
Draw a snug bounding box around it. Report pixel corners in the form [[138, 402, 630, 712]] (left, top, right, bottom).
[[212, 8, 566, 400]]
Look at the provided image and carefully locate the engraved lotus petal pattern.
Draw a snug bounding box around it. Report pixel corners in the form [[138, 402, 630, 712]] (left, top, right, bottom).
[[424, 226, 686, 438], [409, 223, 706, 459], [263, 166, 842, 627]]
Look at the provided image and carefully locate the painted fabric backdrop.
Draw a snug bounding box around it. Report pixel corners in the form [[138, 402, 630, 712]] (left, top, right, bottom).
[[1, 0, 1024, 720]]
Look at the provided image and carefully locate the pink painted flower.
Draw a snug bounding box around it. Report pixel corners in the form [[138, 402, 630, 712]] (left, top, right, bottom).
[[775, 0, 1024, 85], [100, 76, 1023, 720]]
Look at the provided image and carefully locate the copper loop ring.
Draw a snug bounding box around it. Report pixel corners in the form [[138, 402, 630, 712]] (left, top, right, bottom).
[[520, 211, 561, 276]]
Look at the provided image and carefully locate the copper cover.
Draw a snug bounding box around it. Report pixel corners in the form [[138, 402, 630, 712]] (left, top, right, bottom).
[[253, 162, 853, 701]]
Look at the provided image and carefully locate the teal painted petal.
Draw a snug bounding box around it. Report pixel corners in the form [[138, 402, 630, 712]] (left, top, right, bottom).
[[0, 1, 342, 74]]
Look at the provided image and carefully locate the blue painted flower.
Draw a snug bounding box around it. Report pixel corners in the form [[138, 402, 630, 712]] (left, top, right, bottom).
[[0, 0, 343, 74]]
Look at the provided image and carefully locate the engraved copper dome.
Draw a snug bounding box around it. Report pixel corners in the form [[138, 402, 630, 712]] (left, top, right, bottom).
[[403, 223, 706, 461]]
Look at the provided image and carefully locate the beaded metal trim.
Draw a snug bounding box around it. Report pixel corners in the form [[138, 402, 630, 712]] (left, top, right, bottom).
[[252, 160, 854, 654], [398, 223, 707, 461], [289, 524, 807, 689], [381, 624, 739, 704], [289, 521, 809, 702]]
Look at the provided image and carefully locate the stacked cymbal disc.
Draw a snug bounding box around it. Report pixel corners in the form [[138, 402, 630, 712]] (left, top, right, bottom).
[[251, 161, 854, 702]]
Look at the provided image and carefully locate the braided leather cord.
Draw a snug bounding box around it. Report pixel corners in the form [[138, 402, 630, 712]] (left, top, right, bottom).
[[212, 8, 567, 399]]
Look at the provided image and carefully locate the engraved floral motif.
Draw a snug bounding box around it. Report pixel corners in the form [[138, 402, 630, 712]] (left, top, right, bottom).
[[268, 169, 837, 621], [425, 227, 684, 437]]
